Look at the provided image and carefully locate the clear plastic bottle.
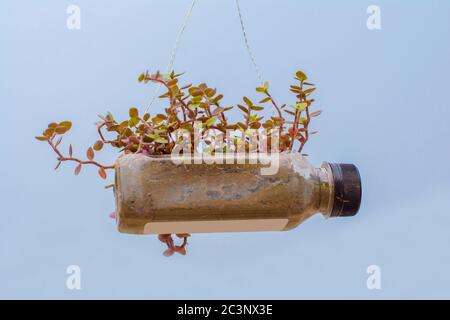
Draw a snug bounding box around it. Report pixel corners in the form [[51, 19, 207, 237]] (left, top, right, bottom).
[[114, 153, 361, 234]]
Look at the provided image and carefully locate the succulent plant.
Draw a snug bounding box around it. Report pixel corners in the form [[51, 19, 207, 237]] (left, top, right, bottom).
[[36, 70, 321, 256]]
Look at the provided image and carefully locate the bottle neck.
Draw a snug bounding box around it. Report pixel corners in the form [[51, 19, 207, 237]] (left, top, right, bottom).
[[317, 163, 335, 217], [318, 162, 362, 218]]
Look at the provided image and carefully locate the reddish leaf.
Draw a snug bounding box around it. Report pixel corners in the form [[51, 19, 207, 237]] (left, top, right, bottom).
[[158, 234, 171, 243], [55, 126, 69, 134], [237, 105, 248, 113], [211, 107, 225, 116], [310, 110, 322, 117], [55, 136, 63, 147], [74, 164, 82, 175], [284, 110, 296, 116], [98, 167, 107, 180], [69, 144, 73, 157], [35, 136, 48, 141], [87, 147, 94, 161], [109, 211, 116, 219], [163, 249, 174, 257]]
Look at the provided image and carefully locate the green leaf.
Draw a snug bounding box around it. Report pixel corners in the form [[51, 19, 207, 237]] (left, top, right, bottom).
[[236, 122, 247, 131], [188, 103, 200, 109], [59, 121, 72, 130], [93, 140, 104, 151], [259, 97, 271, 104], [147, 134, 168, 144], [170, 85, 179, 94], [205, 116, 218, 127], [250, 105, 264, 111], [155, 137, 168, 144], [295, 102, 308, 111], [304, 88, 316, 95], [296, 71, 308, 81], [138, 72, 146, 82], [129, 107, 139, 118], [243, 96, 253, 106], [191, 96, 202, 103], [35, 136, 48, 141], [256, 87, 265, 93], [129, 117, 139, 127], [152, 114, 167, 124], [143, 113, 150, 121], [205, 88, 216, 97], [213, 94, 224, 103]]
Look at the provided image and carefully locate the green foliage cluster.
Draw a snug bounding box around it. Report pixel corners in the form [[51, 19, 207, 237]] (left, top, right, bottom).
[[36, 69, 320, 177]]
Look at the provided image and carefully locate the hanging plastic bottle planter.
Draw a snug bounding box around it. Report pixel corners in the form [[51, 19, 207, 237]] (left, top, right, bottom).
[[35, 2, 362, 256], [115, 153, 361, 235], [36, 70, 362, 256]]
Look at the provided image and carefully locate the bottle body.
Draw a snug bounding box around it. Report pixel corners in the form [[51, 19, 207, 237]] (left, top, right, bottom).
[[114, 153, 360, 234]]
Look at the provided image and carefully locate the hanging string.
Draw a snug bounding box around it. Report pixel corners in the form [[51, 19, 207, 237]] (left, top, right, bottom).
[[145, 0, 266, 113], [145, 0, 197, 113], [235, 0, 263, 84]]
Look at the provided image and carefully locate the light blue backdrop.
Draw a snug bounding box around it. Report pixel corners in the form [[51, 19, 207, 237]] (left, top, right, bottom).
[[1, 0, 449, 299]]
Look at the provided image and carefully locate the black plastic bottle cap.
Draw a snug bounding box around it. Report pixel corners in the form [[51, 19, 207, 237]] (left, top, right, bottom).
[[329, 163, 362, 217]]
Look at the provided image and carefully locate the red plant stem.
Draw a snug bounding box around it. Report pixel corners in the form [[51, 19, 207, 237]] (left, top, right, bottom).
[[290, 81, 304, 151], [146, 76, 190, 120], [267, 94, 284, 138], [298, 105, 310, 154], [201, 94, 214, 118], [47, 138, 115, 170], [216, 103, 227, 124], [97, 122, 116, 145]]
